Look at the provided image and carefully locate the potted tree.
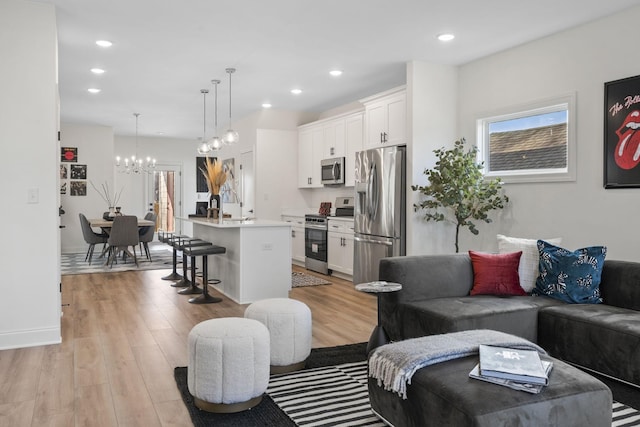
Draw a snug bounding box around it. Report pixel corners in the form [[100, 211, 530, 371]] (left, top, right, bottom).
[[412, 138, 509, 252]]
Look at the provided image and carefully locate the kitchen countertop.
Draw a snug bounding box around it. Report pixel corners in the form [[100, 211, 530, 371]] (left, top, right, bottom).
[[327, 216, 354, 222], [179, 217, 291, 228]]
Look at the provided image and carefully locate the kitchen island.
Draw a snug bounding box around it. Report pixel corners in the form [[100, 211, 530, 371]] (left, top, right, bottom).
[[178, 217, 292, 304]]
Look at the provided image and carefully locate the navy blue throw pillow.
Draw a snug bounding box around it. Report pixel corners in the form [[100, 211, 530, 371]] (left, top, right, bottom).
[[532, 240, 606, 304]]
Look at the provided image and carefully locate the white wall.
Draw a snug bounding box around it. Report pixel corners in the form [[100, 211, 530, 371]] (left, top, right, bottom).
[[255, 129, 302, 220], [455, 5, 640, 260], [60, 123, 114, 252], [406, 61, 459, 255], [0, 0, 60, 349]]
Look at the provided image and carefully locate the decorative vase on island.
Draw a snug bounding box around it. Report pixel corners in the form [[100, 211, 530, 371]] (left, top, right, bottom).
[[108, 206, 116, 218]]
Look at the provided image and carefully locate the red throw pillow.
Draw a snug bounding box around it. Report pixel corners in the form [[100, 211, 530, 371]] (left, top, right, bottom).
[[468, 250, 526, 296]]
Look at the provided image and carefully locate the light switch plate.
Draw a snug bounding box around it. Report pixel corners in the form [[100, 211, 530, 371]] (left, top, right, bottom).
[[27, 187, 39, 204]]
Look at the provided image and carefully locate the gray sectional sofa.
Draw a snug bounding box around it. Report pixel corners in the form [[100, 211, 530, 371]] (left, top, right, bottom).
[[378, 253, 640, 387]]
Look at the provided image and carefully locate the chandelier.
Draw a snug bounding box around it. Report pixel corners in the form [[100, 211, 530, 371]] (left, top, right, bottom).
[[115, 113, 156, 174]]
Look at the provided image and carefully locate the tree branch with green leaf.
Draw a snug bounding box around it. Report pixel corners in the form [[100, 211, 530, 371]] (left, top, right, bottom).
[[412, 138, 509, 253]]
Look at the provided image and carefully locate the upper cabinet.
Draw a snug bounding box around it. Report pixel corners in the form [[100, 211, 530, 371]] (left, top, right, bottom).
[[361, 86, 406, 149], [323, 118, 345, 158], [298, 111, 363, 189], [297, 125, 324, 188], [297, 86, 402, 189]]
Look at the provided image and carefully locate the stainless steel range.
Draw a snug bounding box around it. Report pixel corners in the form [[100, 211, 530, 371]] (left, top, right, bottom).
[[305, 214, 329, 274]]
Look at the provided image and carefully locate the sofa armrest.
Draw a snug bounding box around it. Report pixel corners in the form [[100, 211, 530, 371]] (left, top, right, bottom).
[[378, 254, 474, 303], [600, 260, 640, 311], [377, 254, 474, 341]]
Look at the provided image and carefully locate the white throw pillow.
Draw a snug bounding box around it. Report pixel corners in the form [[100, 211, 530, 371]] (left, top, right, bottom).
[[496, 234, 562, 293]]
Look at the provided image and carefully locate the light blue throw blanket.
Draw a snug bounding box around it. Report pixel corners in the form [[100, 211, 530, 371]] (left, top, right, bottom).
[[368, 329, 546, 399]]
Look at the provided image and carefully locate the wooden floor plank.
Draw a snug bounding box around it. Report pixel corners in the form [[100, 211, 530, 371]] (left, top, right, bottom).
[[32, 348, 74, 421], [74, 336, 108, 388], [75, 384, 118, 427], [0, 346, 44, 404]]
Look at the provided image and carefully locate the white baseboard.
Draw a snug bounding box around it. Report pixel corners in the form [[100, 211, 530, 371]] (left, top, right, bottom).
[[0, 326, 61, 350]]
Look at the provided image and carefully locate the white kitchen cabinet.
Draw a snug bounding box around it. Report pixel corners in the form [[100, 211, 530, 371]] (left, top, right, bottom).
[[327, 218, 354, 276], [297, 126, 323, 188], [282, 215, 305, 264], [345, 112, 363, 187], [323, 117, 345, 158], [362, 87, 406, 149]]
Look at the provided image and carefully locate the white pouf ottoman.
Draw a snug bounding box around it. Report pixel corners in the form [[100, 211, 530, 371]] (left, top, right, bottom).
[[245, 298, 312, 373], [187, 317, 270, 413]]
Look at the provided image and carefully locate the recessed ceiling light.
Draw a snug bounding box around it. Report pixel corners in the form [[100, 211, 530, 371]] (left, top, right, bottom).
[[291, 89, 302, 95], [437, 33, 455, 42], [262, 103, 272, 108], [90, 68, 105, 74], [95, 40, 112, 47], [87, 88, 101, 94], [329, 70, 343, 77]]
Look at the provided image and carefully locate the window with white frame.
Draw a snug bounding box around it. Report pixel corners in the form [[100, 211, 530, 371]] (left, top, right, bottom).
[[476, 94, 576, 183]]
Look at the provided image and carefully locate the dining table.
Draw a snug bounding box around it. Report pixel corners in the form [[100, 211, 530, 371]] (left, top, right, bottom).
[[89, 217, 156, 229]]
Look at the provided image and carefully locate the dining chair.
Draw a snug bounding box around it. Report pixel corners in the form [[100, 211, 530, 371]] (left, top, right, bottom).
[[106, 215, 139, 267], [79, 213, 108, 264], [139, 211, 157, 261]]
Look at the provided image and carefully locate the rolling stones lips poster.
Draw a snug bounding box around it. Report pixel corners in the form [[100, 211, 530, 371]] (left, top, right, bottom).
[[604, 74, 640, 188]]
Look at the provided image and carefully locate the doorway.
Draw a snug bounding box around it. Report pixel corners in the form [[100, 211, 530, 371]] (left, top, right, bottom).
[[147, 164, 182, 233]]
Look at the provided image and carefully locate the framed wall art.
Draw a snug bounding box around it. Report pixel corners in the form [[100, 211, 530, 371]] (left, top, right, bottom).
[[604, 74, 640, 188], [61, 146, 77, 162], [70, 164, 87, 179], [70, 181, 86, 196]]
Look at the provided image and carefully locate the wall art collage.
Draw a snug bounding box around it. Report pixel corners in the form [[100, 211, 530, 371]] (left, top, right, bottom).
[[60, 146, 87, 196]]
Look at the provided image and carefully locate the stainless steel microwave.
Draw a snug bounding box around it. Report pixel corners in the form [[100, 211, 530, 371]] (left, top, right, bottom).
[[321, 157, 345, 185]]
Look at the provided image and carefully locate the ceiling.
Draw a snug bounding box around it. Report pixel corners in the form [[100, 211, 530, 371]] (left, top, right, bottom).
[[43, 0, 639, 140]]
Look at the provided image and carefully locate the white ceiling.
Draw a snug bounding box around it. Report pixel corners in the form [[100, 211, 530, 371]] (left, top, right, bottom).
[[43, 0, 639, 140]]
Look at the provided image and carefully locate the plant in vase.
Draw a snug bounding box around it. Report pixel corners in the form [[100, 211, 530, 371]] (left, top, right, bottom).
[[199, 157, 227, 219], [412, 138, 509, 253], [89, 181, 124, 219]]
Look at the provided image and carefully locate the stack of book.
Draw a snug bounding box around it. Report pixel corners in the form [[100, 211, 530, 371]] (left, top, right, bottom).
[[469, 344, 553, 394]]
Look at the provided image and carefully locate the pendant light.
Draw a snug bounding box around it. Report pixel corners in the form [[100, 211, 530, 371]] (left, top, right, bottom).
[[115, 113, 156, 174], [223, 67, 239, 145], [207, 79, 223, 151], [197, 89, 212, 155]]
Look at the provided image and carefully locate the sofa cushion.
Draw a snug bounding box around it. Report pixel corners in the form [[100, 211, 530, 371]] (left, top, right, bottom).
[[532, 241, 606, 304], [469, 250, 526, 296], [398, 295, 566, 343], [497, 234, 562, 293], [538, 304, 640, 387]]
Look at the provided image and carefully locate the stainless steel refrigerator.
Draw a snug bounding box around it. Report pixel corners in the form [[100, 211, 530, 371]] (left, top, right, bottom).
[[353, 145, 406, 285]]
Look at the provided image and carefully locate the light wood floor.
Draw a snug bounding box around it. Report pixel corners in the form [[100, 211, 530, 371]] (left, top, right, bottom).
[[0, 265, 376, 427]]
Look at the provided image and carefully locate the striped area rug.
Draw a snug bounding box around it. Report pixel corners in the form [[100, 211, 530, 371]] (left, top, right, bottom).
[[268, 361, 640, 427], [268, 361, 384, 426]]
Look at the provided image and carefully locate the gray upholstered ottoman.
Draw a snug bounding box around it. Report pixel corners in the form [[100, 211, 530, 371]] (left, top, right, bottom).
[[368, 354, 612, 427]]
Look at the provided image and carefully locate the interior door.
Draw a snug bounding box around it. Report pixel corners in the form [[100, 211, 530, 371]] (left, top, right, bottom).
[[240, 151, 254, 218], [147, 164, 182, 233]]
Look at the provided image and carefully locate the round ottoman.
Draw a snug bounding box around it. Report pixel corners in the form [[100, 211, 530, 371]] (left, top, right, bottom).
[[245, 298, 312, 373], [187, 317, 270, 413]]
